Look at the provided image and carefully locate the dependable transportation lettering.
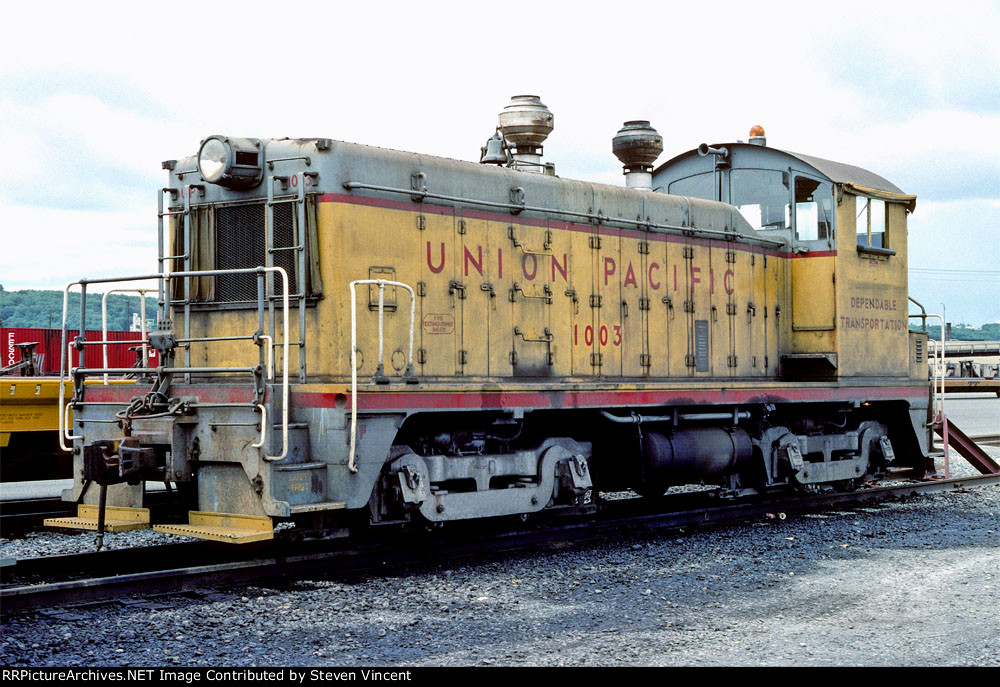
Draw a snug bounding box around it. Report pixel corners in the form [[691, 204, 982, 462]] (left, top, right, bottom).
[[839, 316, 906, 331], [849, 296, 898, 311]]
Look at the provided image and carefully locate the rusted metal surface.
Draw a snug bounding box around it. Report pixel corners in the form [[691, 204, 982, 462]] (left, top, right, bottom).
[[934, 419, 1000, 475]]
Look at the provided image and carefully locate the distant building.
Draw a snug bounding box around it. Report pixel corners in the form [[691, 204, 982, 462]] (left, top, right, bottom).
[[130, 313, 156, 332]]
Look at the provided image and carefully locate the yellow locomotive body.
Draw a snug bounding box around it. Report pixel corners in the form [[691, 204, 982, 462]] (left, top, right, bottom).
[[51, 107, 931, 542]]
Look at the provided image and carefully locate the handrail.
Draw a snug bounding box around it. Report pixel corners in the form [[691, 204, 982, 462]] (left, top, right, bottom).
[[102, 288, 153, 383], [262, 267, 290, 462], [348, 279, 417, 473], [924, 314, 946, 424], [58, 288, 82, 452], [908, 296, 928, 331], [252, 404, 267, 449], [907, 296, 944, 425], [57, 266, 290, 462], [60, 341, 83, 448], [342, 181, 786, 248]]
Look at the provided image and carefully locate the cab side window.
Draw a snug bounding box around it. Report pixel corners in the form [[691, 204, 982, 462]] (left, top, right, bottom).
[[667, 172, 715, 200], [855, 196, 886, 248], [794, 177, 834, 247]]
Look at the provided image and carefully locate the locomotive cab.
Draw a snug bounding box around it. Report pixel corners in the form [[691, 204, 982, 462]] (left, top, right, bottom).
[[652, 136, 920, 382]]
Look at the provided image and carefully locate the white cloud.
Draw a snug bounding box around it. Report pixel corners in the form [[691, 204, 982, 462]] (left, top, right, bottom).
[[0, 204, 156, 291]]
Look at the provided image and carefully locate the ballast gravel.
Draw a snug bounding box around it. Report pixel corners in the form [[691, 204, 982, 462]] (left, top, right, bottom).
[[2, 449, 998, 668]]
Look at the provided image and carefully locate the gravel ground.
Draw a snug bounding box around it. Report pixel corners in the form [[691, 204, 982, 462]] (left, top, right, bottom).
[[2, 448, 998, 667]]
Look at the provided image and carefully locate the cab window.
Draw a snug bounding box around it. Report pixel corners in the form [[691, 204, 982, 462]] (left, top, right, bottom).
[[855, 196, 887, 248], [731, 169, 790, 234], [667, 172, 715, 200], [794, 177, 834, 246]]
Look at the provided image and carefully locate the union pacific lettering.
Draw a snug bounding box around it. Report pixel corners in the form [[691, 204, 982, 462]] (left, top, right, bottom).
[[429, 241, 737, 295]]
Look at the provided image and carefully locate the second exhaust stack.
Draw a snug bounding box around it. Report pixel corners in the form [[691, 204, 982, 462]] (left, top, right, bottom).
[[612, 121, 663, 190]]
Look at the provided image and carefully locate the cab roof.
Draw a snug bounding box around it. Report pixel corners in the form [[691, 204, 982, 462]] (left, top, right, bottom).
[[654, 142, 915, 210]]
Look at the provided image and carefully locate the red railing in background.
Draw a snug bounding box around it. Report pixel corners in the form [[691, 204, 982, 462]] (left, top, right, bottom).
[[2, 327, 159, 375]]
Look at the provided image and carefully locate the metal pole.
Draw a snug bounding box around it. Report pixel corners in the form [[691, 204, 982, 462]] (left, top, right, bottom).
[[258, 272, 266, 380], [264, 267, 290, 462], [183, 187, 192, 383], [157, 189, 165, 325], [79, 284, 87, 378], [296, 175, 307, 383], [266, 178, 276, 380]]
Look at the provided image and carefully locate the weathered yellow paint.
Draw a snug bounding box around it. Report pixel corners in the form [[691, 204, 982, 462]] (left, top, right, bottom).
[[836, 195, 910, 377], [458, 212, 490, 377], [908, 331, 928, 381], [764, 249, 781, 375], [174, 190, 919, 388], [557, 221, 588, 376], [791, 255, 837, 331], [1, 378, 133, 433], [510, 221, 562, 376], [310, 201, 783, 383], [153, 510, 273, 543], [44, 504, 151, 532]]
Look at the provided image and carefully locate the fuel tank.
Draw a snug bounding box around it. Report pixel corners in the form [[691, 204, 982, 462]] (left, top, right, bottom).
[[637, 427, 753, 495]]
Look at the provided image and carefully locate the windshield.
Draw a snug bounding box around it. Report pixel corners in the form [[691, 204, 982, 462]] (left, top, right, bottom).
[[731, 169, 790, 233]]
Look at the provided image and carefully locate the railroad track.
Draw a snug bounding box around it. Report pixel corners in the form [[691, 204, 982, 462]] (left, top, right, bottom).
[[0, 498, 75, 536], [0, 489, 171, 537], [935, 433, 1000, 447], [2, 472, 997, 615]]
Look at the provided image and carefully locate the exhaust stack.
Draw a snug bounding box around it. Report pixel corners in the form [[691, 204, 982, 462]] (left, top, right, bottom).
[[612, 121, 663, 190], [497, 95, 554, 173]]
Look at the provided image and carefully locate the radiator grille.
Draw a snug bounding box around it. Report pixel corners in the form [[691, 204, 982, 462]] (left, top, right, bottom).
[[216, 202, 296, 302]]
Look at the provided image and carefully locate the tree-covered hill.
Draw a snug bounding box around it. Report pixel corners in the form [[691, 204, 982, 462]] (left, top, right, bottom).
[[0, 286, 158, 331], [910, 323, 1000, 341]]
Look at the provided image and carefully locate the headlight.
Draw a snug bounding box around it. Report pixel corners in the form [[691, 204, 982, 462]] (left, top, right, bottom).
[[196, 135, 263, 189], [198, 138, 229, 182]]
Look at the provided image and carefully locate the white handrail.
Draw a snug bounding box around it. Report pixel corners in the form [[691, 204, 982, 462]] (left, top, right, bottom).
[[348, 279, 416, 473], [102, 288, 153, 383], [60, 340, 82, 449], [924, 313, 949, 478], [926, 313, 946, 425], [58, 284, 82, 452], [252, 404, 267, 449], [57, 267, 289, 459]]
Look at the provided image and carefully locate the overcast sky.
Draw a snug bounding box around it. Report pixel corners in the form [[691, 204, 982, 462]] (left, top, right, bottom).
[[1, 0, 997, 325]]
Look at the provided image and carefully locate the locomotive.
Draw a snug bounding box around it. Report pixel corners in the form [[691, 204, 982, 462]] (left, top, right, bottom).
[[47, 96, 931, 543]]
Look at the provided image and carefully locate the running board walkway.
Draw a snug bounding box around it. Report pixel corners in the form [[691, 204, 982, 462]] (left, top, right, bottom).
[[935, 418, 1000, 475]]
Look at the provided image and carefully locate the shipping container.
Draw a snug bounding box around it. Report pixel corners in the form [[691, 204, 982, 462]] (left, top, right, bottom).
[[1, 327, 160, 375]]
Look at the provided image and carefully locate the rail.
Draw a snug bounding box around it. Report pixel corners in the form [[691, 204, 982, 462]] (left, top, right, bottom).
[[266, 174, 309, 383], [342, 181, 786, 249], [929, 341, 1000, 357], [348, 279, 417, 473], [5, 470, 998, 614], [57, 267, 290, 462], [908, 297, 945, 425], [101, 288, 154, 383]]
